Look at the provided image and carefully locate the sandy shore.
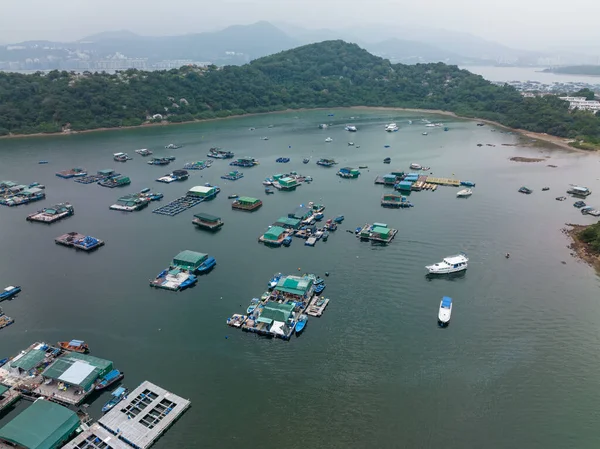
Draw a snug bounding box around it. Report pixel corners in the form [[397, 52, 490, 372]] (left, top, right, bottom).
[[0, 106, 592, 154], [563, 224, 600, 271]]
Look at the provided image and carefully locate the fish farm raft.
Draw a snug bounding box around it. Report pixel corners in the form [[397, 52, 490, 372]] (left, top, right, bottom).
[[356, 223, 398, 244], [26, 203, 75, 223], [55, 232, 105, 251], [152, 185, 220, 216], [227, 273, 331, 340]]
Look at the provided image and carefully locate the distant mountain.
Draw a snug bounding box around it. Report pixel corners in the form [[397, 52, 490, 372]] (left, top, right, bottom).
[[78, 30, 144, 43]]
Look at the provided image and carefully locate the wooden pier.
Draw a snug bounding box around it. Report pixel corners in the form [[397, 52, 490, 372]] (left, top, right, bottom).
[[306, 296, 330, 317], [152, 188, 219, 217], [425, 177, 460, 187], [98, 380, 191, 449], [55, 232, 105, 251]]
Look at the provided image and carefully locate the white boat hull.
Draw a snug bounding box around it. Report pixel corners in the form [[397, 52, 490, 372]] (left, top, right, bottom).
[[426, 265, 467, 274], [438, 306, 452, 324], [456, 189, 472, 198]]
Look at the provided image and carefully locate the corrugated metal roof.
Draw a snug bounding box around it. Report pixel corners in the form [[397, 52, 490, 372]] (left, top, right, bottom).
[[173, 250, 207, 264], [237, 196, 259, 203], [0, 399, 79, 449], [264, 226, 286, 240], [43, 353, 112, 390], [194, 212, 221, 221], [0, 385, 9, 396], [10, 348, 46, 371]]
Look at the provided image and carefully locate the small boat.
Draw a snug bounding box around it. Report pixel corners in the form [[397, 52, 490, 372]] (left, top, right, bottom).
[[0, 286, 21, 301], [359, 165, 368, 169], [197, 257, 216, 273], [140, 187, 150, 193], [319, 124, 328, 129], [165, 144, 182, 149], [355, 226, 362, 234], [95, 369, 124, 390], [581, 207, 600, 216], [518, 186, 532, 194], [295, 315, 308, 333], [102, 386, 128, 413], [444, 127, 449, 131], [276, 157, 290, 163], [410, 163, 422, 170], [426, 253, 468, 275], [261, 136, 269, 140], [460, 181, 476, 187], [58, 340, 89, 354], [228, 194, 239, 199], [422, 132, 428, 136], [348, 142, 354, 146], [282, 236, 292, 247], [265, 188, 274, 194], [556, 196, 566, 201], [305, 237, 317, 246], [269, 273, 283, 288], [247, 298, 260, 314], [574, 201, 587, 208], [334, 215, 344, 223], [315, 297, 327, 307], [325, 137, 333, 142], [356, 145, 361, 148], [345, 125, 357, 132], [314, 212, 324, 221], [180, 275, 197, 290], [385, 123, 398, 132], [438, 296, 452, 327], [38, 161, 49, 164], [456, 189, 473, 198], [263, 178, 273, 186], [383, 157, 391, 164], [542, 187, 550, 191], [113, 152, 131, 162], [322, 230, 329, 241], [384, 145, 390, 148], [249, 127, 255, 131], [303, 158, 310, 164], [135, 149, 153, 156], [0, 358, 9, 367]]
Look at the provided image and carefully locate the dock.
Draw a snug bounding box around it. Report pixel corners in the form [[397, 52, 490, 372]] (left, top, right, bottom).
[[357, 223, 398, 244], [26, 203, 74, 223], [152, 186, 219, 217], [98, 380, 191, 449], [62, 423, 130, 449], [55, 232, 105, 251], [425, 176, 460, 187], [306, 296, 330, 317]]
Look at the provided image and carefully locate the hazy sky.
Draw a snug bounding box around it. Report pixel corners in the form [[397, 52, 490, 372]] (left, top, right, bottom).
[[1, 0, 599, 50]]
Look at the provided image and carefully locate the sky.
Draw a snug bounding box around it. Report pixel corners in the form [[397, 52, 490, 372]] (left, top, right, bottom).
[[0, 0, 599, 51]]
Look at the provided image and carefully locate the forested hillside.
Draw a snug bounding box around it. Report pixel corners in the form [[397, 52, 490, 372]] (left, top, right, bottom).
[[1, 40, 599, 143]]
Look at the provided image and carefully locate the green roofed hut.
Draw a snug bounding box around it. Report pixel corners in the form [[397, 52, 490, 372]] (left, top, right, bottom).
[[192, 212, 223, 231], [0, 399, 79, 449], [357, 223, 398, 244], [273, 275, 314, 300], [232, 196, 263, 211], [172, 250, 208, 271], [259, 226, 288, 247], [8, 346, 48, 375], [273, 177, 299, 191], [273, 216, 301, 229]]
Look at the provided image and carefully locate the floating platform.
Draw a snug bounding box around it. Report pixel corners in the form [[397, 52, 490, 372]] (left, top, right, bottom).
[[75, 170, 119, 184], [110, 194, 150, 212], [357, 223, 398, 244], [150, 270, 197, 291], [232, 197, 262, 211], [27, 203, 74, 223], [152, 194, 212, 216], [425, 177, 460, 187], [55, 232, 105, 251], [0, 309, 14, 330], [98, 380, 191, 449], [306, 296, 330, 317], [98, 175, 131, 188], [221, 170, 244, 181], [183, 160, 212, 170], [227, 314, 247, 328], [63, 423, 130, 449], [0, 188, 46, 207], [56, 168, 87, 179], [192, 213, 224, 231]]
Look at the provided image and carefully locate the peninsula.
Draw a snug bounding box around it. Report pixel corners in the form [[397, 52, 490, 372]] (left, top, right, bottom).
[[1, 40, 600, 146]]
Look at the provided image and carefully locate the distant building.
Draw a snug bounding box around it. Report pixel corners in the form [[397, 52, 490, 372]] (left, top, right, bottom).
[[559, 96, 600, 111]]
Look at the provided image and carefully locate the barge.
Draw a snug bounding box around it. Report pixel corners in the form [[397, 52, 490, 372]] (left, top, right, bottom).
[[230, 157, 259, 167], [74, 169, 118, 184], [55, 232, 105, 251], [150, 250, 215, 291], [147, 157, 175, 166], [356, 223, 398, 244], [221, 170, 244, 181], [27, 203, 74, 223], [337, 167, 360, 178], [183, 160, 212, 170], [56, 168, 87, 179], [110, 194, 150, 211], [232, 196, 263, 211], [207, 148, 234, 159], [156, 169, 189, 183], [381, 194, 413, 208], [192, 212, 224, 231], [153, 185, 220, 216], [316, 158, 337, 167]]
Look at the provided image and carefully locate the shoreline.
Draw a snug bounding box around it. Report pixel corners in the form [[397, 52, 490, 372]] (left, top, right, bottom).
[[563, 224, 600, 271], [0, 105, 592, 154]]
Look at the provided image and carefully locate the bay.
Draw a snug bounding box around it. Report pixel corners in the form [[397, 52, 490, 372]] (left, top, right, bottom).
[[0, 109, 599, 448]]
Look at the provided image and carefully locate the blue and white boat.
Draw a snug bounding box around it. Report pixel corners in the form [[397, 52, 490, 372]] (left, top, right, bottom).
[[314, 212, 324, 221], [460, 181, 476, 187], [314, 283, 326, 294], [334, 215, 344, 223], [438, 296, 452, 327], [0, 286, 21, 301], [95, 369, 124, 390], [197, 257, 216, 273], [102, 386, 128, 413], [295, 315, 308, 333], [247, 298, 260, 314], [269, 273, 283, 288], [282, 236, 292, 247], [0, 358, 8, 367], [180, 275, 198, 290]]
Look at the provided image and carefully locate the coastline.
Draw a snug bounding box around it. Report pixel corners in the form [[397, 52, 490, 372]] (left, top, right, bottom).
[[0, 105, 591, 154], [563, 224, 600, 271]]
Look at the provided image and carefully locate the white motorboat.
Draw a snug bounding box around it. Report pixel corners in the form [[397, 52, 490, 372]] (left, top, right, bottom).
[[325, 137, 333, 142], [410, 163, 422, 170], [438, 296, 452, 326], [456, 188, 473, 198], [426, 253, 468, 274], [319, 124, 328, 129], [345, 125, 357, 132], [385, 123, 399, 132], [422, 132, 428, 136], [425, 123, 436, 128]]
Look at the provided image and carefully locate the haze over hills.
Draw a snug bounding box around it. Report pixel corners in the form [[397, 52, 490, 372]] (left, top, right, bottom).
[[0, 21, 599, 72]]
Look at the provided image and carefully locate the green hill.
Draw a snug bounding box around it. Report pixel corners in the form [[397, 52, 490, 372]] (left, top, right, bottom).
[[1, 40, 600, 143]]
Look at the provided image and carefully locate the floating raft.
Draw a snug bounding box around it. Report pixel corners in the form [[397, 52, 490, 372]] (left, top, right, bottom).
[[152, 186, 219, 216], [306, 296, 330, 317], [75, 170, 119, 184], [55, 232, 105, 251], [26, 203, 74, 223]]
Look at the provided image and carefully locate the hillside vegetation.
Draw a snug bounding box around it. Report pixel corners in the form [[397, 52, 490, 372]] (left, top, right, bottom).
[[578, 222, 600, 254], [1, 40, 600, 142]]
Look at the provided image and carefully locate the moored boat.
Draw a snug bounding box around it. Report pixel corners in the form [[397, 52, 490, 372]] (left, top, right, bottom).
[[426, 253, 468, 274], [113, 152, 131, 162], [410, 163, 422, 170], [58, 339, 89, 353], [95, 369, 124, 390], [0, 286, 21, 301], [460, 181, 476, 187], [303, 158, 310, 164], [385, 123, 398, 132], [345, 125, 357, 132], [282, 236, 292, 246], [135, 149, 152, 156], [295, 314, 308, 333], [265, 188, 274, 194], [325, 137, 333, 142], [102, 386, 128, 413], [383, 157, 391, 164], [246, 298, 260, 314], [567, 186, 592, 197], [228, 194, 239, 199], [456, 189, 473, 198], [268, 273, 283, 289], [438, 296, 452, 327], [196, 257, 216, 273], [574, 200, 586, 208], [334, 215, 344, 223]]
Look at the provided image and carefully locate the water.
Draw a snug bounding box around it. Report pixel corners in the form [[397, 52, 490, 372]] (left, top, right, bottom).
[[1, 109, 600, 448], [463, 65, 600, 84]]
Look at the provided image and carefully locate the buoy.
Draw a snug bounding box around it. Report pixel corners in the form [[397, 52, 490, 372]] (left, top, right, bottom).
[[225, 336, 229, 339], [298, 267, 301, 271], [325, 272, 329, 276]]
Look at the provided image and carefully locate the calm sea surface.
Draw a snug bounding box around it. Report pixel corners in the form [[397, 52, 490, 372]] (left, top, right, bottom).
[[1, 109, 600, 448], [463, 65, 600, 84]]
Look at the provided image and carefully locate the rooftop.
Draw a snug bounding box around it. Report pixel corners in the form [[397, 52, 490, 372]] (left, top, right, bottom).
[[274, 275, 313, 296], [187, 185, 215, 195], [237, 196, 260, 204], [10, 346, 47, 371], [62, 423, 130, 449], [193, 212, 221, 222], [173, 250, 207, 265], [43, 353, 113, 390], [0, 399, 79, 449]]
